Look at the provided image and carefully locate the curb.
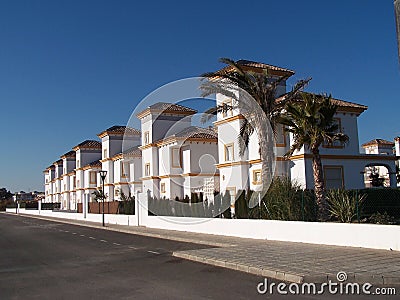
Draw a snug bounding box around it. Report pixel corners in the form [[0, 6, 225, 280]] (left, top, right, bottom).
[[172, 251, 305, 283]]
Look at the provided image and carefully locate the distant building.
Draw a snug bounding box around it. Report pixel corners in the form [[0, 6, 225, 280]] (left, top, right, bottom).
[[362, 138, 399, 187], [14, 191, 44, 202]]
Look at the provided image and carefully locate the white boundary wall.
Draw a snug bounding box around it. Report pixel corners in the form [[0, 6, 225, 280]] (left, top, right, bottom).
[[6, 208, 137, 227], [6, 193, 400, 251]]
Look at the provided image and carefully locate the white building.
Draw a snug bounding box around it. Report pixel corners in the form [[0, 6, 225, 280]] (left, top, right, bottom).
[[43, 60, 398, 210], [362, 138, 399, 187], [73, 140, 102, 206], [137, 103, 219, 200], [98, 125, 141, 201], [60, 150, 76, 209]]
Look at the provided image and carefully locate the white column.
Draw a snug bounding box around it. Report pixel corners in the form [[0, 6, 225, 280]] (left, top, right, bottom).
[[138, 193, 148, 226]]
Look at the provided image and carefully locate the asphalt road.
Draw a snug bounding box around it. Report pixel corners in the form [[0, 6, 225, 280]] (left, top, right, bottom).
[[0, 213, 396, 299]]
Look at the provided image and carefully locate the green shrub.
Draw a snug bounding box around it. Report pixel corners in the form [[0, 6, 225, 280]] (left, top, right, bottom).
[[234, 190, 248, 219], [327, 189, 366, 223], [258, 177, 316, 221], [368, 212, 396, 225]]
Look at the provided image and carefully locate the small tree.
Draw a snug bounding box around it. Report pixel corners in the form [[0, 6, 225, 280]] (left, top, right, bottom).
[[92, 190, 107, 202], [278, 93, 349, 221]]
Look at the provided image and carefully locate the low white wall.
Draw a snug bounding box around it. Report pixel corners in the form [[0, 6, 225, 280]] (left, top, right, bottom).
[[142, 216, 400, 251], [9, 208, 137, 227], [7, 204, 400, 251]]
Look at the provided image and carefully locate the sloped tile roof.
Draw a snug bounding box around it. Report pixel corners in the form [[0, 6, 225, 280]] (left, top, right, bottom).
[[73, 140, 102, 150], [136, 102, 197, 118], [60, 150, 76, 159], [175, 126, 217, 139], [362, 139, 395, 147], [53, 159, 63, 165], [97, 125, 140, 138], [154, 126, 217, 146], [276, 92, 368, 112], [83, 160, 102, 169], [123, 145, 142, 157], [215, 59, 295, 76]]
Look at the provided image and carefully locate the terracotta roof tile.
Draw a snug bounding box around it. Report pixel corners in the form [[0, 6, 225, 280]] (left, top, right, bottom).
[[276, 92, 368, 111], [155, 126, 217, 145], [216, 59, 295, 76], [53, 159, 63, 165], [137, 102, 197, 118], [175, 126, 217, 139], [83, 160, 102, 169], [97, 125, 140, 137], [73, 140, 102, 150], [123, 146, 142, 157], [362, 139, 395, 147], [60, 150, 76, 159]]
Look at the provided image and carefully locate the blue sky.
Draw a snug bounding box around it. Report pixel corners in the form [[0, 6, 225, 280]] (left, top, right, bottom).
[[0, 0, 399, 192]]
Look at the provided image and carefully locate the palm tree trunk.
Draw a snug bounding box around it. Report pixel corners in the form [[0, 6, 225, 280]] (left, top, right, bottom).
[[311, 147, 328, 221]]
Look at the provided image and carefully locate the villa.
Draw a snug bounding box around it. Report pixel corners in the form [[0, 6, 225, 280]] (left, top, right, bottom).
[[43, 60, 398, 208]]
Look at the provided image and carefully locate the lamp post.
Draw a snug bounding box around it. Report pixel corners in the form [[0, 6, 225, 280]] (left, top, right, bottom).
[[99, 170, 107, 227], [15, 193, 18, 214]]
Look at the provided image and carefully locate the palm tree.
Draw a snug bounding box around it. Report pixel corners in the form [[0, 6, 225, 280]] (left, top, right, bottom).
[[200, 58, 310, 199], [278, 93, 349, 221], [92, 190, 107, 202]]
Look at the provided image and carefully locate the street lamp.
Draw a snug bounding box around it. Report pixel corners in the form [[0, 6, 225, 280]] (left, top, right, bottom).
[[99, 170, 107, 227], [15, 193, 18, 214]]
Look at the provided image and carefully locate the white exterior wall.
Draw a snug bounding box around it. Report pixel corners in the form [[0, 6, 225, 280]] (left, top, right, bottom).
[[69, 174, 76, 210], [83, 168, 100, 202], [127, 157, 142, 197], [61, 175, 70, 209], [44, 172, 51, 203], [189, 142, 218, 174], [395, 139, 400, 156], [101, 160, 114, 201]]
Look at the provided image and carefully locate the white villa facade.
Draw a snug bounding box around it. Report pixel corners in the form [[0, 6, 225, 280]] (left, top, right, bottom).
[[362, 138, 400, 187], [43, 60, 398, 209]]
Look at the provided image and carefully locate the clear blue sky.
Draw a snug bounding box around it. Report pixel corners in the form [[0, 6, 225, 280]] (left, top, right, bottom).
[[0, 0, 399, 192]]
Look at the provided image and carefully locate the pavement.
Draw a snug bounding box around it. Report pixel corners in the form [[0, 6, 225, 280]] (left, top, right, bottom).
[[4, 212, 400, 286]]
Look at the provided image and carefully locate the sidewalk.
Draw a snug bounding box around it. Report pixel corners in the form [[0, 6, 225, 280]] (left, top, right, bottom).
[[7, 212, 400, 285]]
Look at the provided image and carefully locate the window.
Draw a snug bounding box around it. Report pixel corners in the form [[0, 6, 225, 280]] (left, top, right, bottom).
[[64, 184, 66, 191], [145, 163, 151, 177], [324, 166, 344, 189], [121, 162, 128, 177], [275, 124, 286, 147], [73, 177, 76, 189], [253, 170, 262, 184], [77, 180, 80, 188], [160, 183, 166, 193], [323, 118, 344, 148], [90, 171, 97, 184], [103, 149, 108, 159], [144, 131, 150, 145], [171, 148, 181, 168], [77, 160, 80, 168], [64, 168, 66, 174], [224, 143, 234, 161]]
